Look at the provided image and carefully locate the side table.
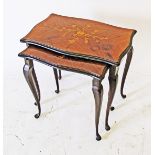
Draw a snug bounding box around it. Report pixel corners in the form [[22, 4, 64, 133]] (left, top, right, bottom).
[[18, 14, 136, 140], [19, 45, 133, 141]]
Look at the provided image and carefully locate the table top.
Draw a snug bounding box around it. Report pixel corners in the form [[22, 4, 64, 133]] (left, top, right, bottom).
[[18, 45, 108, 79], [21, 13, 136, 66]]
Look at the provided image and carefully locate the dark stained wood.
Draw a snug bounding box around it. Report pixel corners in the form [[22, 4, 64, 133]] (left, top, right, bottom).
[[23, 59, 41, 118], [121, 46, 133, 98], [92, 78, 103, 141], [105, 66, 118, 130]]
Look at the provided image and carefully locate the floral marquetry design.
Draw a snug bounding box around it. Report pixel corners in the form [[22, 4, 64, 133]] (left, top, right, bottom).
[[52, 24, 110, 49], [21, 13, 137, 65]]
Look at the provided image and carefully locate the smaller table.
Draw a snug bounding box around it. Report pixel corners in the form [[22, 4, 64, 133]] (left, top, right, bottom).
[[19, 14, 136, 141], [18, 45, 133, 141]]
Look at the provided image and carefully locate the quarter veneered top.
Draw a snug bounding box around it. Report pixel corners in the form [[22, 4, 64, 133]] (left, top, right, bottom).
[[21, 13, 136, 66]]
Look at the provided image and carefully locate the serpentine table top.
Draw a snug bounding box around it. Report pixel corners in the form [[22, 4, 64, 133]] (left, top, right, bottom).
[[20, 13, 136, 66]]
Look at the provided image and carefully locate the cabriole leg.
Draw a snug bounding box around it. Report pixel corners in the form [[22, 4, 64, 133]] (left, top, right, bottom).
[[121, 46, 133, 98], [23, 59, 41, 119], [105, 66, 118, 131], [92, 78, 103, 141]]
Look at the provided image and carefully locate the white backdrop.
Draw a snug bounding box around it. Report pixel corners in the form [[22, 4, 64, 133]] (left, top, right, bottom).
[[4, 0, 150, 155]]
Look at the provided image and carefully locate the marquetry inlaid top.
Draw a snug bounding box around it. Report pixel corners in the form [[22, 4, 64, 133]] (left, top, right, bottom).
[[21, 14, 136, 66]]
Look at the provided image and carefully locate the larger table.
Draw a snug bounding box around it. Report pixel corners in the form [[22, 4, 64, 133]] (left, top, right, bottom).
[[18, 14, 137, 141]]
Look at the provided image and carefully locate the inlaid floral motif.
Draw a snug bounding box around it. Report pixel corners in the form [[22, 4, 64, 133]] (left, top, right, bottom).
[[51, 24, 114, 51], [22, 14, 135, 64]]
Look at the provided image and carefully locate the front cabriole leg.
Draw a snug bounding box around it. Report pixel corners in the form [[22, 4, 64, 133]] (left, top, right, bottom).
[[92, 78, 103, 141], [105, 66, 118, 131], [121, 46, 133, 98], [23, 58, 41, 119]]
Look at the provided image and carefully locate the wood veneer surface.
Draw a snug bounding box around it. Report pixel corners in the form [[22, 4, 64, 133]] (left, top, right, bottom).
[[19, 46, 108, 79], [21, 14, 136, 66]]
